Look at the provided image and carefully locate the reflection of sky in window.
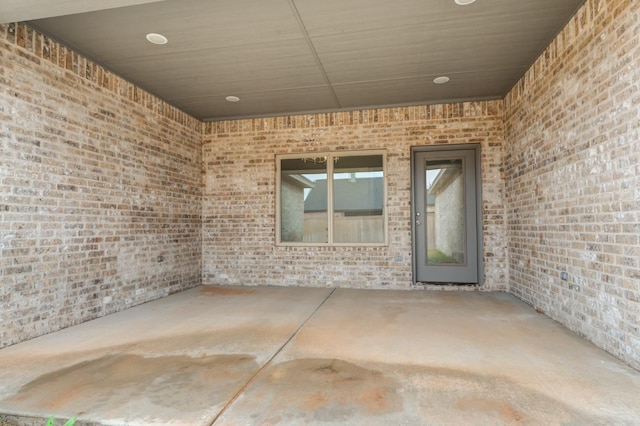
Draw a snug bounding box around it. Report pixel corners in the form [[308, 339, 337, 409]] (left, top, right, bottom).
[[302, 173, 327, 182], [303, 171, 382, 181], [426, 169, 440, 189]]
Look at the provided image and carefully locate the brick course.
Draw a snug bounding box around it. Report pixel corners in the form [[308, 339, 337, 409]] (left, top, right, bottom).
[[504, 0, 640, 369], [0, 23, 202, 348]]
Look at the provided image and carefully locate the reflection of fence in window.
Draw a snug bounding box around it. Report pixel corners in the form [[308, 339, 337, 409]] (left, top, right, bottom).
[[302, 213, 384, 243], [332, 214, 384, 243]]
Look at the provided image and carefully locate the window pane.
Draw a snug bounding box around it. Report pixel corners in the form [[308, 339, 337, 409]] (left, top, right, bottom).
[[425, 159, 465, 264], [332, 155, 385, 243], [280, 157, 328, 243]]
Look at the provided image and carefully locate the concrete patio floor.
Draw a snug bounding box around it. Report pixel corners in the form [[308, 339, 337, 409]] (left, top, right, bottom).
[[0, 286, 639, 425]]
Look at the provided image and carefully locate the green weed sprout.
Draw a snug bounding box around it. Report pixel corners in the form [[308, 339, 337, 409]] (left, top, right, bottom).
[[46, 416, 76, 426]]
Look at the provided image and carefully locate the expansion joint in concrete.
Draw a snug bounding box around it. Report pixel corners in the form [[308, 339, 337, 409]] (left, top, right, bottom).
[[208, 287, 337, 425]]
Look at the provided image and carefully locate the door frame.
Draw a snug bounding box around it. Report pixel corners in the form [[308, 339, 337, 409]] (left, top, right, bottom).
[[410, 144, 484, 286]]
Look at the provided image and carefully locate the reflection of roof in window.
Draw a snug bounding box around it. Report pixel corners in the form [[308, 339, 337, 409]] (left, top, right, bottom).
[[304, 178, 383, 212], [429, 165, 462, 194], [282, 174, 315, 189]]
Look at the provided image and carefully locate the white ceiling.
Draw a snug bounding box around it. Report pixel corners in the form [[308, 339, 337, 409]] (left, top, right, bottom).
[[4, 0, 585, 121]]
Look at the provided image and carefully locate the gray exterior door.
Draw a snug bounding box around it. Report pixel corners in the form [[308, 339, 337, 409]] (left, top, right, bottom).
[[412, 146, 481, 284]]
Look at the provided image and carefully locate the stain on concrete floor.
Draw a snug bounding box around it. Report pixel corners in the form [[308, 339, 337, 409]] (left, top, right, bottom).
[[199, 287, 257, 296], [4, 353, 257, 422], [262, 358, 401, 420], [220, 358, 618, 425]]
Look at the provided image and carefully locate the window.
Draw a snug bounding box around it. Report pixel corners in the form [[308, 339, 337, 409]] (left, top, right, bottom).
[[277, 151, 386, 246]]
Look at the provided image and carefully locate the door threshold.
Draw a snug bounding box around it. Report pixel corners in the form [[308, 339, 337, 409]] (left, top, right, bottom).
[[413, 282, 479, 291]]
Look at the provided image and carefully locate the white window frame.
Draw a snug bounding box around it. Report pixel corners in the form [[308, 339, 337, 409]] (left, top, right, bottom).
[[276, 150, 388, 247]]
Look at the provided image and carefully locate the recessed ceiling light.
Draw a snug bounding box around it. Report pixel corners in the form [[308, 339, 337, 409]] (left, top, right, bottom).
[[455, 0, 476, 5], [146, 33, 168, 45], [225, 96, 240, 103], [433, 76, 450, 84]]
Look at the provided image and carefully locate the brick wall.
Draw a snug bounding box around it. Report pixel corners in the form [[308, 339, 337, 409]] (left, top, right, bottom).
[[504, 0, 640, 369], [0, 23, 203, 348], [202, 103, 507, 290]]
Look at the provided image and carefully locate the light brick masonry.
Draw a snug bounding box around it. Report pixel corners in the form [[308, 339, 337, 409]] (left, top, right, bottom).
[[0, 0, 638, 371], [202, 104, 507, 291], [504, 0, 640, 369], [0, 23, 202, 348]]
